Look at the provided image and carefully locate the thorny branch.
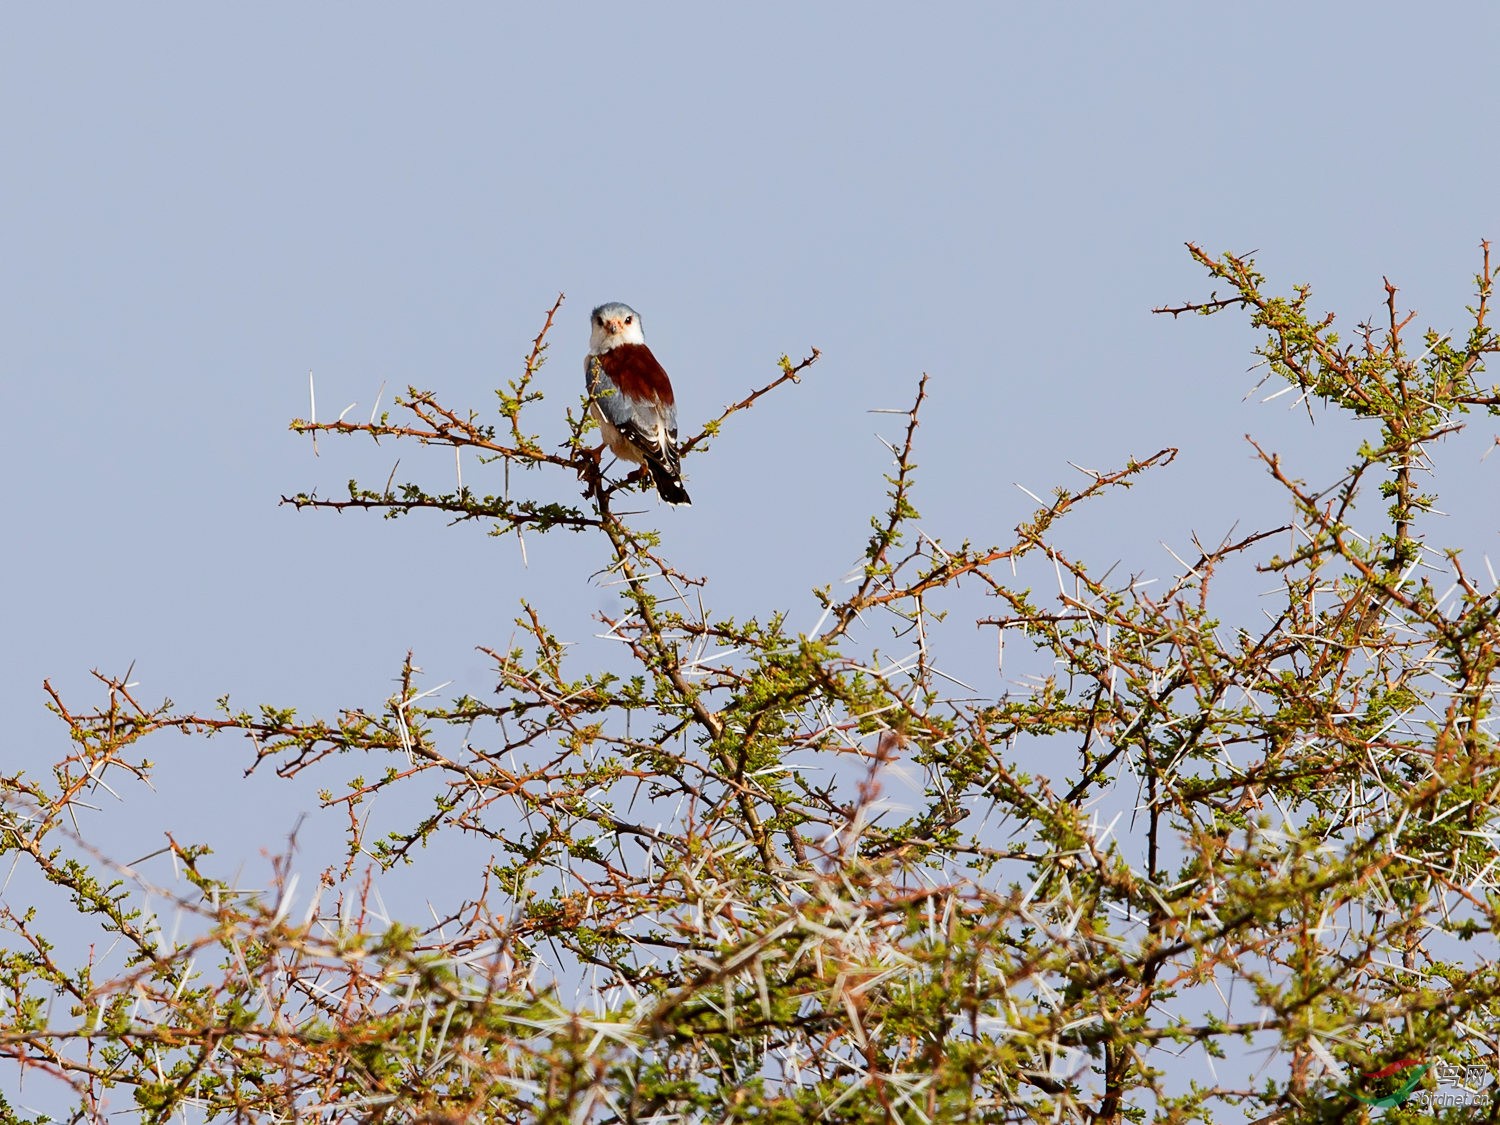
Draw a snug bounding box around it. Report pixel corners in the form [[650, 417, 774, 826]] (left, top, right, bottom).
[[10, 254, 1500, 1124]]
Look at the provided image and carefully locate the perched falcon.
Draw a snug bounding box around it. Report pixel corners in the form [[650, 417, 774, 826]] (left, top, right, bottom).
[[585, 301, 691, 506]]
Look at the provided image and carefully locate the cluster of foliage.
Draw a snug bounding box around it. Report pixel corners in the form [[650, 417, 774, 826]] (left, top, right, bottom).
[[4, 250, 1500, 1124]]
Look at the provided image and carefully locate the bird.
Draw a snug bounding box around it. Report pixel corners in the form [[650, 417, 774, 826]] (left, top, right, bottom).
[[585, 301, 691, 506]]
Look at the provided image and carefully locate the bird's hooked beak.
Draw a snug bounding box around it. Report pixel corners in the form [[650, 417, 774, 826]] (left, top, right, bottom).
[[604, 318, 625, 335]]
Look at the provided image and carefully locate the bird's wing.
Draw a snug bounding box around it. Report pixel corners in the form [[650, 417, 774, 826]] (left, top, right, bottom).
[[587, 343, 680, 457]]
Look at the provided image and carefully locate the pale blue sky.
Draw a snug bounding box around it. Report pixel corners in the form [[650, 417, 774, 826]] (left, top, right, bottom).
[[4, 3, 1499, 1113]]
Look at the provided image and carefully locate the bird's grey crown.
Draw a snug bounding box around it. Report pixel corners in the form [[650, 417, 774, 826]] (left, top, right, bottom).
[[591, 301, 641, 327]]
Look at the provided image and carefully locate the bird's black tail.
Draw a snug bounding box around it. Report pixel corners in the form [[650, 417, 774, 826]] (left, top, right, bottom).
[[645, 453, 691, 506]]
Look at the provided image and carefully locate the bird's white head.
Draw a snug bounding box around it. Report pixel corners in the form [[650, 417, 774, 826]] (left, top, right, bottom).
[[589, 301, 647, 353]]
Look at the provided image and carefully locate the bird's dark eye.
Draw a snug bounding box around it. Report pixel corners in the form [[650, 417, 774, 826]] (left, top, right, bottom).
[[624, 316, 633, 325]]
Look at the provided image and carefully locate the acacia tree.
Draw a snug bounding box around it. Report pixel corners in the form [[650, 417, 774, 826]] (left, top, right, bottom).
[[4, 249, 1500, 1124]]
